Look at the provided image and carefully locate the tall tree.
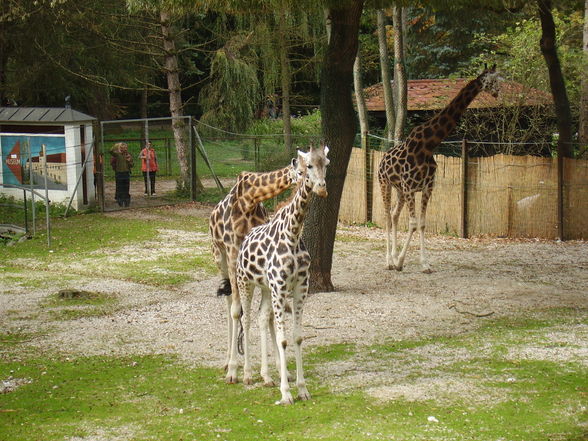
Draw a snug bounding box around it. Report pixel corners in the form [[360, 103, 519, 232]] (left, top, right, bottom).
[[353, 42, 369, 144], [377, 9, 396, 141], [127, 0, 205, 193], [160, 9, 195, 192], [580, 0, 588, 148], [278, 6, 294, 152], [537, 0, 574, 158], [393, 5, 408, 143], [303, 0, 363, 292]]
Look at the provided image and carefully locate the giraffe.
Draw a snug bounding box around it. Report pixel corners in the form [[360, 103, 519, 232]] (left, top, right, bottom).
[[209, 162, 299, 371], [378, 65, 502, 272], [230, 144, 329, 405]]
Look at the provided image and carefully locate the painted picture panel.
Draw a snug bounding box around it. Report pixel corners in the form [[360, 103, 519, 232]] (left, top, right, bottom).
[[1, 134, 67, 190]]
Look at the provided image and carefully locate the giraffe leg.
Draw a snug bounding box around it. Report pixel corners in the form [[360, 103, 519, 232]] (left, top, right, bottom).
[[225, 261, 241, 384], [224, 295, 233, 371], [258, 287, 275, 386], [419, 186, 433, 273], [390, 190, 405, 270], [395, 193, 417, 271], [240, 281, 254, 385], [270, 285, 294, 405], [212, 244, 233, 371], [292, 280, 310, 401], [268, 300, 293, 383], [380, 181, 394, 270]]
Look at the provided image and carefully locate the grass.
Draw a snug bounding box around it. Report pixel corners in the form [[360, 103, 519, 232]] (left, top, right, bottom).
[[1, 312, 586, 441], [1, 208, 214, 288]]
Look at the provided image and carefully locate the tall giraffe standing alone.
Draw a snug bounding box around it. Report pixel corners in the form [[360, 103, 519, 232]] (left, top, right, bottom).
[[378, 65, 502, 272], [209, 162, 298, 370], [231, 144, 329, 405]]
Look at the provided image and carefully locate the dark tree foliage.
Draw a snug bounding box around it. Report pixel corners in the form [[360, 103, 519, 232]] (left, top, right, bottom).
[[404, 5, 524, 78]]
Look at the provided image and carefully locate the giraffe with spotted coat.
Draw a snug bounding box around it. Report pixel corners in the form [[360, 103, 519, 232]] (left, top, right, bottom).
[[209, 162, 299, 371], [231, 143, 330, 404], [378, 65, 503, 272]]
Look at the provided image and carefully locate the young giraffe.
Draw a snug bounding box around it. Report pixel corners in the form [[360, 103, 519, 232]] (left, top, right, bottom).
[[209, 163, 298, 370], [232, 144, 329, 405], [378, 65, 502, 272]]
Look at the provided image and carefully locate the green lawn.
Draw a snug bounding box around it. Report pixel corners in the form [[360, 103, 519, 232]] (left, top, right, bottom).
[[1, 313, 586, 441]]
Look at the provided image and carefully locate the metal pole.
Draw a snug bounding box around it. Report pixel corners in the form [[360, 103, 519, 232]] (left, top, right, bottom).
[[64, 142, 94, 217], [100, 122, 106, 212], [25, 138, 37, 235], [42, 144, 51, 247], [23, 189, 29, 235], [145, 119, 151, 196], [190, 116, 197, 201]]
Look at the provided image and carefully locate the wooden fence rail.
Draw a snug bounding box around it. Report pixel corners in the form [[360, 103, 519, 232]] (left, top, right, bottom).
[[338, 146, 588, 240]]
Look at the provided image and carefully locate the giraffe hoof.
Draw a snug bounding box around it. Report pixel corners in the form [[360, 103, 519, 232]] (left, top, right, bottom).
[[422, 268, 433, 274], [263, 379, 276, 387], [298, 388, 311, 401], [277, 395, 294, 405], [225, 375, 238, 384], [243, 377, 253, 386]]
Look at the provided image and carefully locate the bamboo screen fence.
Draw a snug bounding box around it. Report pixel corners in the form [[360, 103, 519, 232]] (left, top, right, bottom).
[[338, 147, 588, 240]]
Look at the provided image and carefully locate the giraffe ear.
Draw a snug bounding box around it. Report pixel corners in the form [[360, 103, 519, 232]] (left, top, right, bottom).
[[323, 145, 330, 157], [291, 158, 297, 168], [297, 149, 310, 164]]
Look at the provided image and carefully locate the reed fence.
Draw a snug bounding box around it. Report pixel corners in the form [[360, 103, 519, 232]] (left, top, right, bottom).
[[339, 145, 588, 240]]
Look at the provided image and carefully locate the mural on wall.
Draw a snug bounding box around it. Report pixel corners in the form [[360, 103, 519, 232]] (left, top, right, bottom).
[[1, 134, 67, 190]]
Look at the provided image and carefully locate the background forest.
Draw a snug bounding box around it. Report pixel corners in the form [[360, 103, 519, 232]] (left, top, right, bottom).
[[1, 0, 586, 147]]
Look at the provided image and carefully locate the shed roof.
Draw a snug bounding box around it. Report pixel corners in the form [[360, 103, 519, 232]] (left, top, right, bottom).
[[364, 78, 552, 112], [0, 107, 96, 124]]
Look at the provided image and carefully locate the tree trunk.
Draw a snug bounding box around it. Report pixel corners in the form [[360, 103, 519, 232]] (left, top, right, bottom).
[[537, 0, 574, 158], [393, 6, 407, 144], [579, 0, 588, 148], [377, 9, 395, 142], [303, 0, 363, 293], [353, 43, 369, 143], [160, 9, 203, 194], [278, 8, 293, 153]]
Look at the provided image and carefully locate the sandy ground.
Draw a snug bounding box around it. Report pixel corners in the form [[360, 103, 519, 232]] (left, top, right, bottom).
[[2, 201, 586, 374]]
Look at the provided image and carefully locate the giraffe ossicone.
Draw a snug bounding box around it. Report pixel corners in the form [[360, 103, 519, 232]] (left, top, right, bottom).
[[232, 143, 329, 404], [378, 66, 502, 272]]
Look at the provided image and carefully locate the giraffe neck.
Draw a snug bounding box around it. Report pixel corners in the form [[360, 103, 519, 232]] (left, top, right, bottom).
[[235, 165, 294, 211], [431, 78, 482, 136], [424, 77, 483, 152], [276, 176, 311, 241]]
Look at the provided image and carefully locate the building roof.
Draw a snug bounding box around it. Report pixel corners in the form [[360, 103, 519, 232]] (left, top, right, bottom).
[[363, 78, 552, 112], [0, 107, 96, 124]]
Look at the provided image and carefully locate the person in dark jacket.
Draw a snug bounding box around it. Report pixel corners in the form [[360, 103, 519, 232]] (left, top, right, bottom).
[[109, 142, 133, 207]]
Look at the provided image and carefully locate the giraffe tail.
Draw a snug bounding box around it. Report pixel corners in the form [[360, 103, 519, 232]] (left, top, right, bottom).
[[216, 278, 231, 296]]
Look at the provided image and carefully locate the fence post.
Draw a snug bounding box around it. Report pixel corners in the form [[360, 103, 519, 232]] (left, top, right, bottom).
[[364, 132, 372, 223], [254, 137, 260, 171], [460, 139, 469, 238], [557, 154, 564, 240]]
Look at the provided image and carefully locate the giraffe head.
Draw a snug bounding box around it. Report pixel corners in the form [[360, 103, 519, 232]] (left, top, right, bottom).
[[479, 64, 503, 98], [296, 143, 330, 198]]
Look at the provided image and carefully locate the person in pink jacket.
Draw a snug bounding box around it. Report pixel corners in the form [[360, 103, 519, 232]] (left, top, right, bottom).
[[139, 141, 159, 196]]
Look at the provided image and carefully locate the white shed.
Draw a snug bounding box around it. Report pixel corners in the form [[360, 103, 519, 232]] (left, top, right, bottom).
[[0, 107, 96, 210]]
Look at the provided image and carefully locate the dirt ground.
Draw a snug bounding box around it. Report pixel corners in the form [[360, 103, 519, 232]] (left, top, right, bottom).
[[3, 201, 587, 377]]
